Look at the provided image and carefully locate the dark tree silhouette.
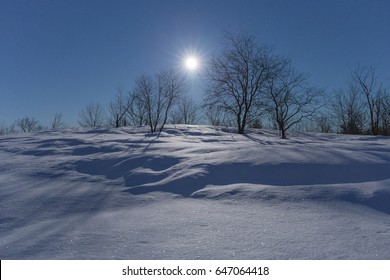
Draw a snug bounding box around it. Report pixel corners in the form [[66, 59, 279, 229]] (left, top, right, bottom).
[[352, 65, 383, 135], [264, 58, 324, 139], [205, 31, 272, 134], [332, 86, 365, 135], [133, 68, 188, 133]]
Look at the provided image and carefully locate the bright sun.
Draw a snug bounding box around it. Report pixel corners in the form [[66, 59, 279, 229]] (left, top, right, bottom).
[[184, 56, 199, 71]]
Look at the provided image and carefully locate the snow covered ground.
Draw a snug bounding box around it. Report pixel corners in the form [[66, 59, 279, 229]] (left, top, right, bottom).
[[1, 125, 390, 259]]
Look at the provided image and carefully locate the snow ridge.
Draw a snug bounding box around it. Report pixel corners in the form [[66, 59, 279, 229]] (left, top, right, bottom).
[[1, 125, 390, 259]]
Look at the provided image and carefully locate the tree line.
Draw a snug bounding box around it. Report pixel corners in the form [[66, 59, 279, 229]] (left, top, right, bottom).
[[203, 31, 390, 138], [0, 113, 66, 134], [1, 31, 389, 138]]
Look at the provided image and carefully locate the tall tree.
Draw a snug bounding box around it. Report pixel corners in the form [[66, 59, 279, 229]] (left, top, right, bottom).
[[205, 31, 272, 134]]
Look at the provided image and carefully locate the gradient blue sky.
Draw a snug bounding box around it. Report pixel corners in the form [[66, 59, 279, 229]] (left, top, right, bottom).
[[1, 0, 389, 126]]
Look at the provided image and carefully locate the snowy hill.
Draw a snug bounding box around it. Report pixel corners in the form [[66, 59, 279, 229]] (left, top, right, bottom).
[[1, 125, 390, 259]]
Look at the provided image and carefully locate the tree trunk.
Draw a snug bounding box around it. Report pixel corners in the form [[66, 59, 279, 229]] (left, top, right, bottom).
[[281, 129, 286, 139]]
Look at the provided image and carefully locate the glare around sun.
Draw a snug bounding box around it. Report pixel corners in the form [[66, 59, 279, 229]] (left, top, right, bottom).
[[184, 56, 199, 71]]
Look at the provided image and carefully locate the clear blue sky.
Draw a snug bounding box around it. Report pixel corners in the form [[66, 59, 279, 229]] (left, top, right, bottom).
[[1, 0, 389, 127]]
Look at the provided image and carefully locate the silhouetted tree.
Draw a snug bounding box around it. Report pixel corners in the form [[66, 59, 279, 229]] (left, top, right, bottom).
[[332, 86, 365, 135], [264, 58, 324, 139], [133, 68, 187, 133], [205, 31, 272, 134], [352, 65, 383, 135]]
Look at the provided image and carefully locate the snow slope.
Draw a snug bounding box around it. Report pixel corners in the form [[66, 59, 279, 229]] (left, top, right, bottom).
[[0, 125, 390, 259]]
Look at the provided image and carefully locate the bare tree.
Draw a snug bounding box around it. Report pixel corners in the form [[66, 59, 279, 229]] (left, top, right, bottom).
[[315, 115, 334, 133], [332, 86, 366, 135], [78, 103, 106, 128], [127, 89, 148, 126], [157, 68, 188, 131], [264, 58, 324, 139], [171, 96, 199, 124], [133, 68, 187, 133], [50, 113, 66, 130], [16, 117, 42, 132], [108, 88, 131, 128], [170, 110, 182, 125], [352, 65, 383, 135], [203, 103, 232, 127], [133, 74, 156, 131], [0, 123, 18, 135], [205, 31, 272, 134]]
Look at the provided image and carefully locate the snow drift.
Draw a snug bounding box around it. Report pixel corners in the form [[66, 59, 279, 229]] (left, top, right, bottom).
[[0, 125, 389, 259]]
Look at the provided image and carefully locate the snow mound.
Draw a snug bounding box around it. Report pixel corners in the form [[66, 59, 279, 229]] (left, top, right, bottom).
[[1, 125, 390, 259]]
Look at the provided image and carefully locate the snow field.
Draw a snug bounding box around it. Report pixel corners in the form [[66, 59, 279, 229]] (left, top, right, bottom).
[[1, 125, 390, 259]]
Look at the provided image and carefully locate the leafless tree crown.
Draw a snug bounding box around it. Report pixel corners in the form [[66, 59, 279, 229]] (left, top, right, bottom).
[[132, 68, 188, 133], [50, 113, 66, 130], [264, 58, 324, 139], [205, 31, 272, 134], [78, 103, 106, 128], [16, 117, 42, 132]]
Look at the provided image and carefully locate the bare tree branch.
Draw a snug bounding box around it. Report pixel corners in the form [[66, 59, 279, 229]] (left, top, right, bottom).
[[205, 31, 271, 134], [50, 113, 66, 130], [16, 117, 42, 132], [352, 65, 383, 135], [133, 68, 188, 133], [78, 103, 106, 128], [264, 58, 324, 139]]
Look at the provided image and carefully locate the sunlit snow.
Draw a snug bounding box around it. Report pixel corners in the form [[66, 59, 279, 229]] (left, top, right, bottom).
[[1, 125, 389, 259]]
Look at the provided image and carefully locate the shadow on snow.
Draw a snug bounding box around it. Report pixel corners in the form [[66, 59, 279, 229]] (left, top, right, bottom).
[[71, 155, 390, 214]]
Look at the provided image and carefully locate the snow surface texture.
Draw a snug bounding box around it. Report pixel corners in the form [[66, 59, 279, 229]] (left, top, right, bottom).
[[1, 125, 390, 259]]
